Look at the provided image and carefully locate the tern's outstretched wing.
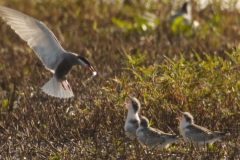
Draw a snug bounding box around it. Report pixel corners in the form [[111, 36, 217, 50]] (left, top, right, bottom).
[[0, 6, 66, 72]]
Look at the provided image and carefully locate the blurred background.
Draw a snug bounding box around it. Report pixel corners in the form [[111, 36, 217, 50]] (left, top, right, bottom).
[[0, 0, 239, 159]]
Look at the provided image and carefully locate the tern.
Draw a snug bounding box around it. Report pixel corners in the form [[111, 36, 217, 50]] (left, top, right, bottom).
[[169, 2, 192, 25], [0, 6, 97, 98], [124, 96, 141, 140], [136, 116, 180, 149], [176, 111, 228, 146]]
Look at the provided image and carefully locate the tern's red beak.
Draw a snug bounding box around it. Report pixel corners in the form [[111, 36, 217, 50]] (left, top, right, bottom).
[[175, 118, 181, 121], [87, 66, 94, 72]]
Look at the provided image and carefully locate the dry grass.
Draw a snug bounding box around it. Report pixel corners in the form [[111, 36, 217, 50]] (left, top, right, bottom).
[[0, 0, 239, 159]]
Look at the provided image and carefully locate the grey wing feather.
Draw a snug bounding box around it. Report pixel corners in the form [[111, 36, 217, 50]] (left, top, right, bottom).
[[141, 127, 177, 147], [0, 6, 66, 72], [185, 124, 222, 142]]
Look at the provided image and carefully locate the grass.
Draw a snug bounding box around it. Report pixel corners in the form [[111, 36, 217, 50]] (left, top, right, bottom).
[[0, 0, 240, 159]]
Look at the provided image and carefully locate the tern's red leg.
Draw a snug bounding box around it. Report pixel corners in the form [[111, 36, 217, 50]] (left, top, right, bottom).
[[61, 81, 66, 90], [65, 80, 72, 91]]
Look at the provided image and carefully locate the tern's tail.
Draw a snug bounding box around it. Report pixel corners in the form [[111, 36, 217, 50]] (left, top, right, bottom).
[[41, 77, 74, 98]]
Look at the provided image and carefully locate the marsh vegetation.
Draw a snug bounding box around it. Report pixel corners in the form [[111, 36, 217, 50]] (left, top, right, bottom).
[[0, 0, 239, 159]]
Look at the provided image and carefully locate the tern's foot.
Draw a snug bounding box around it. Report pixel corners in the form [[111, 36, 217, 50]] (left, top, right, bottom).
[[61, 81, 66, 90], [60, 80, 72, 91], [65, 80, 72, 91]]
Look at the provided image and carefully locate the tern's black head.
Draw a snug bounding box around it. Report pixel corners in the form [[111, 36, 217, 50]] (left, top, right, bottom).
[[181, 2, 188, 13], [77, 56, 91, 66], [180, 111, 194, 124], [128, 96, 141, 113], [140, 116, 149, 128], [77, 56, 95, 72]]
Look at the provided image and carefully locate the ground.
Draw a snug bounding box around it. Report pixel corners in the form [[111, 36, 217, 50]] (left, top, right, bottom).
[[0, 0, 239, 159]]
